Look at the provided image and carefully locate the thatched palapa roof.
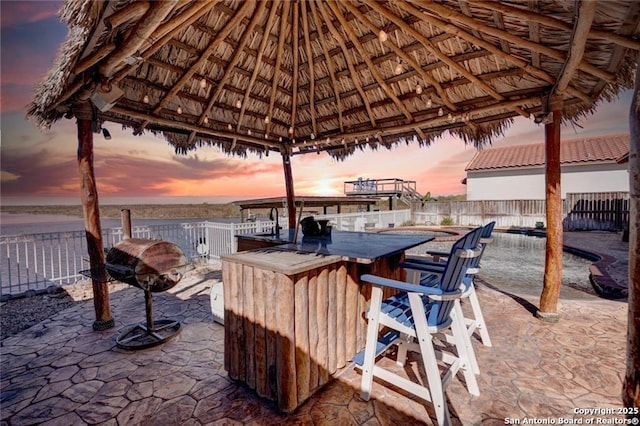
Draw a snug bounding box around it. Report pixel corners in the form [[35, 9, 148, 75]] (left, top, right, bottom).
[[28, 0, 640, 160]]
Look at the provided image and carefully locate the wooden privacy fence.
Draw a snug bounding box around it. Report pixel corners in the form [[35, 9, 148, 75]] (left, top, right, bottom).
[[563, 192, 629, 231], [415, 192, 630, 231]]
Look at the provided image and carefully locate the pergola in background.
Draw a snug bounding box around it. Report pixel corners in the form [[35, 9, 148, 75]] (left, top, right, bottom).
[[28, 0, 639, 408]]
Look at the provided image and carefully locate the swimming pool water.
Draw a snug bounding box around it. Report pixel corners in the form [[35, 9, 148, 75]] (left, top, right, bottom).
[[394, 231, 596, 300]]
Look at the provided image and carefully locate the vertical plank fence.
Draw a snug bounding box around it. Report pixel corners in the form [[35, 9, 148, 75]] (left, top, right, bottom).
[[563, 192, 630, 231]]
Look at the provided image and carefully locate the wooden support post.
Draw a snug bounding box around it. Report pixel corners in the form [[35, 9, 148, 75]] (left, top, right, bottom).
[[623, 61, 640, 410], [537, 96, 563, 322], [77, 118, 114, 331], [282, 151, 296, 229], [388, 196, 393, 211], [121, 209, 132, 240]]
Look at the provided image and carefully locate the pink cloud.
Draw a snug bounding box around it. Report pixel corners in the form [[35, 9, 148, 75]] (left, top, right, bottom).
[[0, 2, 61, 28]]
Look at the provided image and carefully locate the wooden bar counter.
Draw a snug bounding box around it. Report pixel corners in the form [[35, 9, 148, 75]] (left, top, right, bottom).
[[222, 231, 432, 412]]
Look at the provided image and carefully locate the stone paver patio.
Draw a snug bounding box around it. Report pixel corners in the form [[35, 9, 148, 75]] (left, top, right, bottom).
[[0, 231, 632, 425]]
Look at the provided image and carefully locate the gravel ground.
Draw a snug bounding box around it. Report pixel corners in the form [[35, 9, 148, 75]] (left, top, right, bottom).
[[1, 291, 76, 339]]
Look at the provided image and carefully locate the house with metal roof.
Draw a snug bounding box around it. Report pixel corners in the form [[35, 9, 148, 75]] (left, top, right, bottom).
[[464, 134, 630, 200]]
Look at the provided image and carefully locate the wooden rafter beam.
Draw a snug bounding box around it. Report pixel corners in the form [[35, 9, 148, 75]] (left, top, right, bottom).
[[195, 1, 267, 146], [104, 2, 150, 29], [291, 1, 300, 136], [471, 0, 640, 51], [136, 1, 252, 133], [236, 2, 279, 134], [316, 1, 376, 128], [301, 1, 317, 138], [113, 1, 216, 84], [340, 1, 467, 140], [528, 0, 541, 68], [396, 0, 591, 105], [110, 105, 283, 150], [342, 1, 454, 112], [74, 43, 116, 75], [291, 95, 544, 148], [266, 1, 290, 136], [370, 1, 529, 119], [98, 1, 176, 78], [327, 2, 412, 122], [411, 0, 615, 82], [554, 1, 597, 94], [309, 1, 344, 132]]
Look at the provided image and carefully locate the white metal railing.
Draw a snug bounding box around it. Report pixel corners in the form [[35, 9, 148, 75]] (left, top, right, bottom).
[[1, 211, 413, 297], [0, 220, 276, 298], [314, 209, 411, 231]]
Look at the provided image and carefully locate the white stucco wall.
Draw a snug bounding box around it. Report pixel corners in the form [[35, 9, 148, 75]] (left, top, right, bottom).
[[466, 163, 629, 200]]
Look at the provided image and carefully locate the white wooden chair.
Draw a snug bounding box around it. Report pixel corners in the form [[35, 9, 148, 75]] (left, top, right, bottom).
[[405, 221, 495, 347], [353, 227, 483, 426]]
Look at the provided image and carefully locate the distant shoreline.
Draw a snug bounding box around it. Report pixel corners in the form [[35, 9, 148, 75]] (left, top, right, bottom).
[[0, 204, 241, 220]]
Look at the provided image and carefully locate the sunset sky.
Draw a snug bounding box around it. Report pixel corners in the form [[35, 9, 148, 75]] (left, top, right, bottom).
[[0, 1, 633, 206]]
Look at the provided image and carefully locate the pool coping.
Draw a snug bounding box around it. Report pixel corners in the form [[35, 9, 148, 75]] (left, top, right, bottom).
[[376, 225, 626, 299]]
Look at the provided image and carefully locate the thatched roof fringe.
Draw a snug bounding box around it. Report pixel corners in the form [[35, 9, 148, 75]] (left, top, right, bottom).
[[27, 0, 639, 159]]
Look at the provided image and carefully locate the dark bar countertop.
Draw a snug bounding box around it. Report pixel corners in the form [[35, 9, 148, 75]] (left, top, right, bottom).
[[237, 230, 433, 263]]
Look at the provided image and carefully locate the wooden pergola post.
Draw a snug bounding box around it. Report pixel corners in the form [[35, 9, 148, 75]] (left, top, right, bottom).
[[623, 62, 640, 410], [77, 117, 114, 331], [537, 95, 563, 322], [282, 150, 296, 229]]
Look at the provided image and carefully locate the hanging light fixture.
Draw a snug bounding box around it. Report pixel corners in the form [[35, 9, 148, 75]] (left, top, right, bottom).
[[438, 108, 444, 116], [447, 112, 453, 121], [247, 129, 252, 136], [426, 97, 432, 108], [378, 29, 388, 43], [394, 59, 403, 76], [288, 126, 294, 135], [200, 78, 207, 88], [203, 115, 209, 124], [264, 116, 270, 124], [177, 106, 183, 114], [235, 100, 242, 109], [142, 94, 149, 104], [415, 84, 423, 95], [310, 133, 315, 140], [228, 123, 233, 131]]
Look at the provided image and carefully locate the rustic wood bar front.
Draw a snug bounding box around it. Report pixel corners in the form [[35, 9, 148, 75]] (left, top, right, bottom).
[[221, 231, 433, 412]]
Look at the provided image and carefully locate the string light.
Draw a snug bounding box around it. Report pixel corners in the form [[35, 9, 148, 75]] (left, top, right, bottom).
[[394, 59, 403, 76]]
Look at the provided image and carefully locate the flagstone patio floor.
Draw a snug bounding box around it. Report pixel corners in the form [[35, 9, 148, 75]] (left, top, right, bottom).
[[1, 231, 631, 425]]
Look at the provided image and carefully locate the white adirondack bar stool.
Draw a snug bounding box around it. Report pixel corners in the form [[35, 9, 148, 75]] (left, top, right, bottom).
[[353, 227, 483, 426]]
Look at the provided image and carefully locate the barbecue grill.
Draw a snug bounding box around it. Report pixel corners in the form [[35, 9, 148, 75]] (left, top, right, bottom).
[[105, 238, 189, 349]]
